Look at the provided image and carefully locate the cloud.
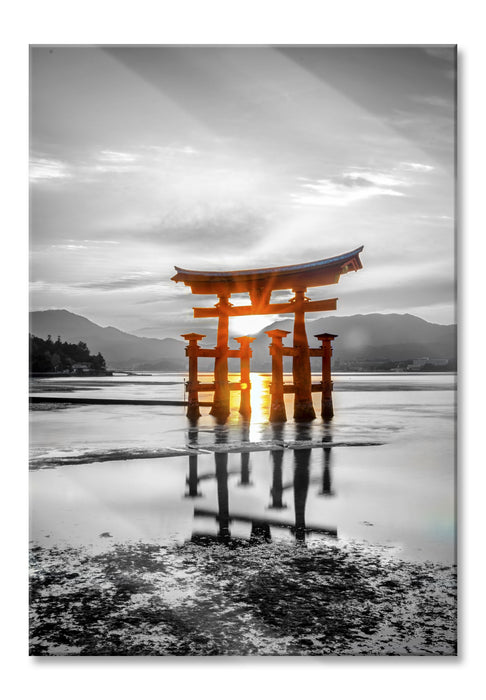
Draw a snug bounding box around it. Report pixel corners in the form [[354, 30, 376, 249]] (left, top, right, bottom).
[[30, 157, 71, 182], [112, 206, 271, 252], [90, 149, 141, 174], [400, 162, 435, 172], [31, 144, 200, 185], [291, 171, 405, 207], [50, 244, 88, 250], [78, 239, 120, 245], [74, 272, 160, 292], [98, 150, 137, 163], [343, 171, 404, 187], [146, 145, 199, 157], [30, 280, 84, 295]]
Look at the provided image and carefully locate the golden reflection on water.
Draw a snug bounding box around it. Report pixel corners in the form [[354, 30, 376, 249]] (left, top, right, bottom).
[[199, 372, 271, 430], [227, 372, 271, 428], [249, 372, 271, 424]]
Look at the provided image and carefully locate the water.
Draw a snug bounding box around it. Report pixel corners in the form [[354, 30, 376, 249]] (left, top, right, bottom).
[[29, 372, 456, 563]]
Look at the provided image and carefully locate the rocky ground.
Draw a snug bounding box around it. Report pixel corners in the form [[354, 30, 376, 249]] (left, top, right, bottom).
[[29, 539, 456, 656]]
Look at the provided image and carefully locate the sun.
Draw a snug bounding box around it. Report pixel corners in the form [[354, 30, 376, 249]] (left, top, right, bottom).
[[229, 315, 277, 338]]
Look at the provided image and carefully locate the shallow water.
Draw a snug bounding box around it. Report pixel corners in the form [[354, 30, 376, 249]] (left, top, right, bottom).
[[29, 373, 456, 564]]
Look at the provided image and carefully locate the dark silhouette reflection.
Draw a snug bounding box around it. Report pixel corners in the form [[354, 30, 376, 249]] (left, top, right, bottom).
[[269, 450, 286, 510], [191, 429, 232, 545], [189, 421, 336, 546], [269, 425, 287, 510], [214, 426, 230, 542], [320, 435, 334, 496], [238, 424, 252, 487], [186, 454, 202, 498], [215, 451, 231, 543], [294, 422, 312, 443], [322, 449, 332, 496], [187, 423, 199, 446], [292, 440, 311, 543], [185, 424, 202, 498], [185, 424, 244, 501], [239, 452, 251, 486], [214, 423, 228, 446]]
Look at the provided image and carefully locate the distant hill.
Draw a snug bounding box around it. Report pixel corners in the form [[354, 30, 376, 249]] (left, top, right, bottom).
[[29, 309, 186, 370], [30, 309, 456, 372], [250, 313, 457, 370]]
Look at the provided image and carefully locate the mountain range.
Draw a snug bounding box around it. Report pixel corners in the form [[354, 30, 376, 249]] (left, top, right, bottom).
[[29, 310, 184, 371], [30, 309, 456, 371]]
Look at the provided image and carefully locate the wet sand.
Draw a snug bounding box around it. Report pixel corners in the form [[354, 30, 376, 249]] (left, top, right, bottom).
[[29, 540, 456, 656]]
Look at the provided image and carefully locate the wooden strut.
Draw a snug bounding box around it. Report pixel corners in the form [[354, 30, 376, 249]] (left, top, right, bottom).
[[193, 297, 337, 318]]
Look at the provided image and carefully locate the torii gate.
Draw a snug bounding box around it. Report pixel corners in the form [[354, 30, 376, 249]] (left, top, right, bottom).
[[172, 246, 363, 422]]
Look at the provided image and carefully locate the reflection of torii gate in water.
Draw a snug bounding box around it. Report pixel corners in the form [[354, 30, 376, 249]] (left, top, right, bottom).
[[185, 426, 337, 545], [172, 246, 363, 423]]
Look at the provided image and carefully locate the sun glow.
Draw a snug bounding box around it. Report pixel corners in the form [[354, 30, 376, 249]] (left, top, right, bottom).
[[229, 315, 277, 338]]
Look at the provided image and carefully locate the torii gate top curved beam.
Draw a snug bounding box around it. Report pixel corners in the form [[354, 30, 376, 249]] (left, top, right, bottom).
[[171, 246, 364, 295]]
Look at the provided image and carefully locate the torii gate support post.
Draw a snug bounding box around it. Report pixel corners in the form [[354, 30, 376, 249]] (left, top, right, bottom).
[[292, 445, 311, 543], [186, 454, 202, 498], [234, 335, 255, 421], [215, 451, 231, 542], [319, 447, 333, 496], [210, 295, 231, 422], [238, 424, 251, 485], [181, 333, 206, 422], [292, 290, 316, 422], [269, 424, 286, 508], [265, 329, 290, 423], [315, 333, 338, 421]]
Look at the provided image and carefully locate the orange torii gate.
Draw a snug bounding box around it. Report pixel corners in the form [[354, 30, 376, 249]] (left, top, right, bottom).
[[172, 246, 363, 422]]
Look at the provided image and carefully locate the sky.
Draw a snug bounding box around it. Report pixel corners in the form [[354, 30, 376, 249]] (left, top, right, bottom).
[[30, 45, 456, 338]]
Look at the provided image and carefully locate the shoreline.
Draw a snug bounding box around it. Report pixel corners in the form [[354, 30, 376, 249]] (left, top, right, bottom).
[[29, 439, 384, 469]]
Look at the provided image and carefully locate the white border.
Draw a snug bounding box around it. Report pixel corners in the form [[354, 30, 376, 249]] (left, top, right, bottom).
[[3, 1, 484, 697]]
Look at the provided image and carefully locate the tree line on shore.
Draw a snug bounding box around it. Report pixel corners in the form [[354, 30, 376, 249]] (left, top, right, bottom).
[[29, 334, 106, 374]]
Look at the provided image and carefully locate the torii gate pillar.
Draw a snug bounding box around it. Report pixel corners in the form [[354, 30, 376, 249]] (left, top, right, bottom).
[[292, 290, 316, 422], [266, 329, 290, 423], [209, 295, 231, 422], [234, 336, 255, 420], [315, 332, 338, 420], [181, 333, 206, 422]]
